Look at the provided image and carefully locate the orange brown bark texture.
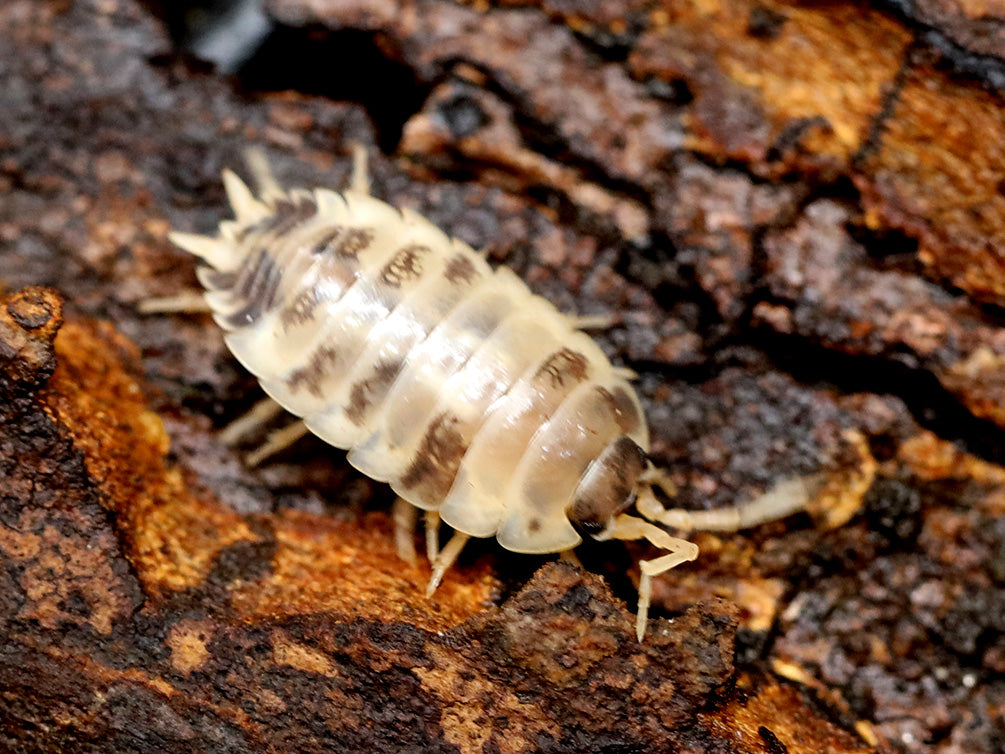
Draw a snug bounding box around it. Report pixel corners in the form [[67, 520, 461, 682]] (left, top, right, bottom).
[[1, 0, 1004, 752]]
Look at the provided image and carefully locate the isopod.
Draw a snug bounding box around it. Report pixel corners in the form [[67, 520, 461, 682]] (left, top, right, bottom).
[[166, 146, 815, 640]]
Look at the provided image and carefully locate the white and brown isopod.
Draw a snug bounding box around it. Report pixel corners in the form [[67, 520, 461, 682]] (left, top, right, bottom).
[[167, 148, 815, 640]]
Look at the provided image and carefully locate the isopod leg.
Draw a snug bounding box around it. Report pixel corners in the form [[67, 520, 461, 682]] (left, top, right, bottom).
[[426, 529, 471, 597], [136, 291, 213, 314], [559, 549, 583, 568], [245, 420, 310, 467], [424, 510, 440, 565], [634, 466, 678, 524], [637, 550, 696, 642], [218, 397, 286, 446], [348, 141, 371, 195], [392, 497, 418, 566], [596, 513, 699, 641]]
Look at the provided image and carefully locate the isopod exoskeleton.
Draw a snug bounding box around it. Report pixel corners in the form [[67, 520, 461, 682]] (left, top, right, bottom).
[[167, 147, 815, 640]]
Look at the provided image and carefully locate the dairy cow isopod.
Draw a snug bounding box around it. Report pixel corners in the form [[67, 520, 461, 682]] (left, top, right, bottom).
[[167, 147, 814, 640]]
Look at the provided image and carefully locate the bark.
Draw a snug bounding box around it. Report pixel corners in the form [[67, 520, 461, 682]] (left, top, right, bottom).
[[2, 0, 1004, 751]]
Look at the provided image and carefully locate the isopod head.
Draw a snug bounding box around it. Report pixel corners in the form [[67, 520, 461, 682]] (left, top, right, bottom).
[[568, 437, 648, 535]]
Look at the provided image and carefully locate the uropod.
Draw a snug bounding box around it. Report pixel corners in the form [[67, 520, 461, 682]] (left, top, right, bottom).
[[165, 147, 815, 640]]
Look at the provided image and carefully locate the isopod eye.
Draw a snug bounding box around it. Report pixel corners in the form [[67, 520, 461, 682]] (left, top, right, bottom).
[[568, 437, 647, 536]]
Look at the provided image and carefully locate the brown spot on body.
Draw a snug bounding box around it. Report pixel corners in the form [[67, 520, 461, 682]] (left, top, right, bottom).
[[536, 348, 590, 388], [232, 248, 267, 299], [201, 269, 237, 291], [262, 196, 317, 235], [311, 225, 375, 259], [221, 196, 317, 300], [311, 226, 344, 256], [597, 385, 643, 435], [569, 437, 647, 534], [280, 287, 325, 329], [237, 195, 318, 252], [345, 358, 405, 426], [224, 252, 283, 328], [279, 254, 357, 330], [443, 253, 480, 285], [398, 413, 468, 500], [235, 194, 315, 245], [286, 345, 338, 398], [381, 244, 430, 287], [338, 227, 375, 257]]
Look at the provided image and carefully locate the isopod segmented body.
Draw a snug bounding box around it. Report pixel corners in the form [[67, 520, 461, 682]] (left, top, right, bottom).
[[169, 148, 809, 640]]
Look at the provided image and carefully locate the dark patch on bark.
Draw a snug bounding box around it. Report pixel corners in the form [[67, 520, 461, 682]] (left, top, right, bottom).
[[747, 6, 788, 39], [758, 725, 789, 754]]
